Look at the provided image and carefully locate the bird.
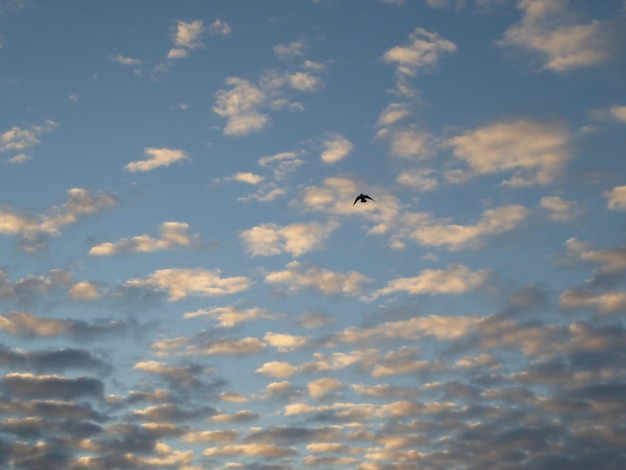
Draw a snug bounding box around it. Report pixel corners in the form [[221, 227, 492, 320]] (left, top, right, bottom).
[[353, 193, 375, 205]]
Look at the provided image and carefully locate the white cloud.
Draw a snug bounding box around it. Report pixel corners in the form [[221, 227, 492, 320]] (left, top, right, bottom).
[[565, 238, 626, 275], [445, 119, 570, 186], [183, 305, 280, 327], [109, 54, 142, 66], [540, 196, 579, 221], [125, 268, 253, 301], [124, 147, 189, 172], [68, 281, 100, 300], [5, 153, 29, 164], [0, 120, 57, 153], [172, 19, 205, 49], [213, 77, 269, 136], [265, 261, 371, 296], [274, 41, 306, 59], [382, 27, 456, 77], [377, 103, 411, 127], [255, 361, 298, 378], [320, 133, 353, 164], [232, 172, 264, 185], [208, 19, 231, 35], [240, 220, 339, 257], [308, 377, 344, 400], [288, 71, 322, 91], [367, 264, 490, 301], [604, 186, 626, 211], [410, 205, 530, 250], [167, 48, 188, 60], [387, 128, 432, 158], [498, 0, 618, 72], [264, 332, 310, 352], [89, 222, 201, 255]]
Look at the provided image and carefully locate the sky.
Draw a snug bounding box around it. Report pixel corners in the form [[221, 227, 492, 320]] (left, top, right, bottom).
[[1, 0, 626, 469]]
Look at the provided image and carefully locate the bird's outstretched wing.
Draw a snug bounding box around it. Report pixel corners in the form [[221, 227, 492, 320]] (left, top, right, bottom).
[[353, 195, 361, 205], [363, 194, 375, 202]]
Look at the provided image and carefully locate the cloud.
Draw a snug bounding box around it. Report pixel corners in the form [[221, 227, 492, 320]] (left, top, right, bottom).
[[240, 219, 339, 257], [288, 71, 322, 91], [0, 311, 127, 339], [609, 105, 626, 122], [540, 196, 579, 221], [182, 305, 281, 327], [274, 40, 306, 59], [213, 77, 269, 136], [108, 54, 142, 66], [396, 168, 439, 190], [232, 172, 264, 185], [124, 147, 189, 172], [264, 332, 310, 352], [208, 18, 231, 35], [445, 119, 571, 186], [264, 261, 371, 296], [307, 377, 344, 400], [5, 153, 29, 164], [171, 19, 205, 49], [565, 238, 626, 276], [383, 27, 457, 77], [89, 222, 202, 255], [0, 188, 116, 250], [125, 268, 253, 301], [320, 133, 353, 164], [255, 361, 299, 378], [133, 360, 211, 388], [498, 0, 622, 72], [0, 120, 57, 153], [203, 444, 297, 459], [367, 264, 490, 301], [560, 289, 626, 314], [410, 205, 530, 250], [604, 186, 626, 211], [1, 372, 103, 399]]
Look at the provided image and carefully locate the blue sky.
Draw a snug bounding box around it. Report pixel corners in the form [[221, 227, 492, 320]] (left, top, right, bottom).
[[1, 0, 626, 468]]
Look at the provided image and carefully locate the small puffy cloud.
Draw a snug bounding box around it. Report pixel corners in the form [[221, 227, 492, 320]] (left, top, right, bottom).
[[604, 186, 626, 211], [68, 281, 100, 300], [133, 360, 208, 388], [377, 103, 411, 127], [263, 332, 310, 352], [274, 40, 306, 59], [540, 196, 579, 221], [288, 71, 322, 91], [124, 147, 189, 172], [240, 220, 339, 257], [208, 19, 231, 35], [410, 205, 530, 250], [125, 268, 253, 301], [498, 0, 620, 72], [89, 222, 201, 255], [320, 133, 353, 164], [367, 264, 490, 301], [382, 27, 456, 77], [213, 77, 269, 136], [166, 48, 188, 60], [0, 120, 57, 153], [255, 361, 298, 378], [265, 261, 371, 296], [232, 172, 264, 185], [182, 305, 280, 327], [445, 119, 570, 186], [185, 337, 267, 357], [183, 429, 238, 444], [172, 19, 205, 49], [308, 377, 344, 400]]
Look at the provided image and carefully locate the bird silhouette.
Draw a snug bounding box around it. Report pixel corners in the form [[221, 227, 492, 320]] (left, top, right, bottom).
[[353, 193, 375, 205]]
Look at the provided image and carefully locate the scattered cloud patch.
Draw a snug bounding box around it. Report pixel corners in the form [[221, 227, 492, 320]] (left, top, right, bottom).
[[320, 133, 353, 164], [604, 186, 626, 211], [0, 120, 57, 153], [124, 147, 189, 172]]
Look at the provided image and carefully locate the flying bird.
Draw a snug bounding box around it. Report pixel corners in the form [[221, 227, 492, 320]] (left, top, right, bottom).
[[353, 193, 375, 205]]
